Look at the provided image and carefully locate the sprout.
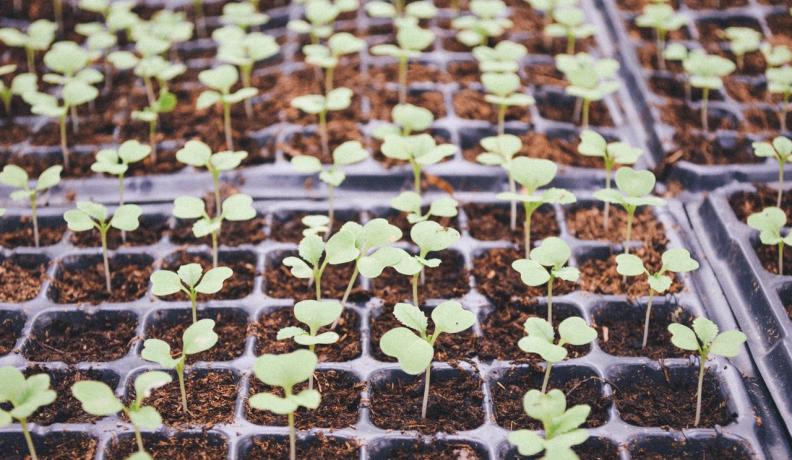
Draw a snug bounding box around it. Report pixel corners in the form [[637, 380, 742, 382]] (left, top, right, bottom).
[[723, 27, 761, 71], [284, 230, 360, 300], [290, 0, 359, 43], [519, 317, 596, 393], [302, 214, 331, 237], [512, 237, 579, 323], [291, 87, 353, 161], [527, 0, 578, 24], [481, 71, 535, 136], [221, 1, 269, 30], [371, 25, 435, 104], [150, 263, 233, 323], [473, 40, 527, 74], [131, 89, 177, 163], [452, 0, 512, 48], [0, 20, 57, 74], [0, 65, 37, 115], [304, 32, 365, 94], [0, 165, 61, 248], [767, 65, 792, 132], [72, 371, 171, 459], [477, 134, 523, 230], [497, 157, 576, 255], [366, 0, 437, 26], [249, 350, 321, 460], [291, 140, 368, 231], [577, 130, 643, 230], [545, 7, 594, 55], [380, 301, 475, 418], [108, 37, 185, 106], [75, 23, 117, 93], [197, 65, 258, 150], [508, 389, 590, 459], [64, 202, 142, 294], [753, 136, 792, 207], [593, 167, 665, 253], [555, 53, 620, 129], [391, 191, 458, 224], [397, 220, 461, 306], [635, 3, 687, 71], [172, 193, 256, 267], [668, 317, 746, 426], [747, 207, 792, 276], [176, 140, 248, 216], [0, 367, 56, 460], [142, 319, 218, 414], [91, 140, 151, 207], [761, 43, 792, 69], [681, 49, 735, 131], [616, 248, 699, 348]]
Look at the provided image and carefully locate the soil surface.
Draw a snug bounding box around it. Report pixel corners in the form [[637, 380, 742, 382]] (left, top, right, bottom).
[[371, 251, 469, 305], [565, 205, 667, 246], [0, 432, 97, 460], [145, 308, 248, 362], [376, 440, 488, 459], [70, 216, 167, 248], [161, 251, 256, 300], [0, 311, 24, 355], [0, 257, 46, 302], [578, 249, 684, 297], [264, 251, 364, 301], [629, 436, 754, 460], [464, 203, 558, 245], [49, 257, 152, 304], [729, 184, 792, 222], [593, 302, 694, 359], [241, 434, 359, 460], [106, 434, 228, 460], [171, 216, 266, 246], [0, 218, 65, 248], [269, 210, 359, 243], [754, 241, 792, 275], [27, 366, 117, 425]]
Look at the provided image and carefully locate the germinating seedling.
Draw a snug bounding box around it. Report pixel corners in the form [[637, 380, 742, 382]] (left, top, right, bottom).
[[397, 220, 460, 306], [176, 140, 247, 216], [513, 237, 579, 323], [753, 136, 792, 207], [766, 65, 792, 132], [477, 134, 523, 230], [593, 167, 665, 253], [366, 0, 437, 27], [762, 43, 792, 69], [150, 263, 233, 323], [747, 206, 792, 276], [289, 0, 357, 44], [64, 202, 142, 294], [616, 248, 699, 348], [519, 317, 596, 393], [291, 86, 354, 161], [108, 37, 185, 107], [73, 371, 171, 459], [390, 191, 458, 224], [545, 6, 594, 55], [0, 65, 37, 115], [481, 71, 535, 136], [197, 64, 258, 150], [221, 1, 269, 30], [291, 140, 368, 232], [380, 301, 475, 418], [473, 40, 527, 74], [577, 130, 643, 230], [635, 3, 687, 71], [508, 388, 590, 460], [91, 140, 151, 207], [668, 317, 746, 426], [131, 89, 177, 163], [249, 350, 321, 460], [42, 40, 103, 123], [0, 367, 56, 460], [0, 164, 61, 248], [301, 214, 332, 237], [141, 319, 218, 414], [497, 157, 576, 255], [284, 229, 360, 300], [303, 32, 365, 94], [0, 19, 57, 74], [681, 49, 735, 131], [452, 0, 512, 48], [371, 25, 435, 104], [555, 53, 620, 129], [527, 0, 577, 25], [723, 27, 761, 71]]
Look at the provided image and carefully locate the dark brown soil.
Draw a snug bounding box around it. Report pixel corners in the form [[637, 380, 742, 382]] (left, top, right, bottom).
[[453, 89, 531, 123], [0, 257, 46, 302], [463, 132, 602, 168], [593, 302, 694, 359], [368, 62, 451, 85], [374, 206, 458, 235], [70, 216, 167, 248], [754, 241, 792, 275], [371, 251, 469, 305], [145, 308, 248, 362], [448, 61, 482, 86], [659, 101, 737, 132], [0, 311, 24, 355], [368, 89, 447, 121], [464, 203, 558, 244], [729, 184, 792, 222], [536, 92, 613, 127], [264, 251, 364, 301], [668, 131, 761, 166], [281, 120, 363, 164], [26, 366, 118, 425], [161, 251, 256, 300], [369, 370, 485, 433], [269, 210, 359, 243], [49, 257, 152, 304], [374, 440, 488, 459], [240, 434, 359, 460], [0, 217, 65, 248], [565, 205, 667, 246], [171, 216, 266, 246], [24, 311, 137, 363], [106, 434, 228, 460], [245, 369, 362, 428], [629, 436, 754, 460], [578, 249, 684, 297], [0, 432, 97, 460]]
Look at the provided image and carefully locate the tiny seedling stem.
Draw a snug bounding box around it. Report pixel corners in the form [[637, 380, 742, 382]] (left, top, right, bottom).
[[1, 92, 11, 114], [60, 113, 70, 170], [541, 362, 552, 393], [189, 292, 198, 323], [701, 87, 710, 132], [781, 91, 789, 132], [288, 411, 297, 460], [523, 205, 534, 258], [508, 173, 517, 231], [327, 184, 335, 240], [396, 0, 405, 14], [20, 418, 37, 460], [212, 172, 222, 218], [411, 160, 422, 195], [131, 419, 145, 454], [581, 98, 591, 130], [26, 48, 35, 75], [694, 353, 707, 427], [779, 242, 784, 276], [603, 168, 612, 231], [325, 66, 335, 94], [318, 109, 329, 161], [546, 276, 554, 323], [308, 344, 316, 390], [143, 76, 155, 106], [421, 366, 431, 419], [341, 265, 359, 307], [242, 65, 253, 118], [149, 118, 158, 163], [641, 290, 655, 349], [566, 32, 575, 55], [497, 104, 506, 137], [398, 56, 408, 105], [31, 195, 40, 248], [54, 0, 63, 32], [101, 226, 112, 294], [223, 102, 233, 150], [70, 105, 79, 133], [211, 231, 219, 268], [623, 209, 635, 254], [119, 175, 127, 242], [778, 165, 784, 209], [176, 361, 190, 414], [656, 30, 667, 72], [412, 273, 420, 307]]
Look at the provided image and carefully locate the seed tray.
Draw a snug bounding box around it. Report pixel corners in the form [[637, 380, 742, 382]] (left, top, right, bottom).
[[0, 0, 654, 205], [597, 0, 791, 191], [0, 191, 788, 459]]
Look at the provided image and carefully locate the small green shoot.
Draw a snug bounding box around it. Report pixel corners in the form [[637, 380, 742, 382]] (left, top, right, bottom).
[[91, 140, 151, 207], [399, 220, 460, 306], [766, 65, 792, 132], [635, 3, 687, 71], [452, 0, 512, 48], [380, 133, 456, 195], [366, 0, 438, 26], [150, 263, 233, 323], [477, 134, 523, 230], [0, 367, 56, 460], [304, 32, 365, 94], [513, 237, 579, 323], [545, 7, 594, 55], [747, 206, 792, 276], [0, 65, 37, 115], [290, 0, 357, 43], [0, 20, 57, 74], [291, 87, 353, 160], [481, 71, 535, 136], [682, 49, 735, 131], [390, 192, 458, 224], [221, 1, 269, 31], [555, 53, 620, 129], [371, 25, 435, 104], [753, 136, 792, 207], [176, 140, 247, 216], [284, 230, 360, 300], [0, 164, 61, 248], [197, 64, 258, 150], [473, 40, 527, 74], [131, 89, 177, 163], [723, 27, 761, 71]]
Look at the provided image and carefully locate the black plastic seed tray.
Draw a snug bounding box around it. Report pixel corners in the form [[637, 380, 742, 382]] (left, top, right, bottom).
[[0, 191, 788, 459], [597, 0, 791, 191]]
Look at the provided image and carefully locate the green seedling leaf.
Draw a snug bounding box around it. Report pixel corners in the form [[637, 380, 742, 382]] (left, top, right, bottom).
[[72, 380, 123, 416], [0, 367, 56, 421], [508, 388, 590, 458]]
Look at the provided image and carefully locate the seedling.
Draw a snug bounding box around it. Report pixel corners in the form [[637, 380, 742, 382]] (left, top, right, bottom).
[[635, 3, 687, 71], [302, 214, 331, 237], [577, 130, 643, 230], [753, 136, 792, 207], [172, 193, 256, 267], [366, 0, 437, 26], [150, 263, 233, 323], [91, 140, 151, 207], [0, 20, 57, 74], [108, 37, 185, 106], [75, 23, 117, 93], [555, 53, 620, 129], [221, 1, 269, 30], [681, 49, 735, 131], [371, 25, 435, 104], [473, 40, 527, 74], [399, 220, 460, 306], [277, 299, 342, 388], [767, 65, 792, 132], [545, 7, 594, 55], [452, 0, 512, 48], [131, 89, 177, 162], [481, 71, 535, 136], [291, 140, 368, 231], [0, 367, 56, 460], [527, 0, 577, 25], [513, 237, 579, 323], [747, 206, 792, 276], [304, 32, 365, 94], [291, 87, 353, 160], [519, 317, 596, 393], [283, 230, 360, 300], [497, 157, 576, 255], [616, 248, 699, 348], [380, 301, 475, 418], [762, 43, 792, 69], [668, 317, 746, 426], [477, 134, 523, 230], [197, 64, 258, 150], [381, 133, 456, 195], [593, 167, 665, 253], [508, 389, 590, 459], [391, 191, 458, 224], [42, 41, 103, 113], [0, 165, 61, 248], [723, 27, 761, 71], [290, 0, 358, 44], [64, 202, 142, 294], [142, 319, 218, 414], [72, 371, 172, 459], [249, 350, 321, 460], [176, 140, 248, 216], [0, 65, 37, 115]]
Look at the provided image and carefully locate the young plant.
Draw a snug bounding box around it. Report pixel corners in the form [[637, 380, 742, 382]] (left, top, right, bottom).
[[176, 140, 247, 216], [0, 165, 61, 248], [0, 20, 57, 74], [64, 202, 142, 294], [366, 0, 438, 27], [380, 301, 475, 418], [545, 7, 595, 55], [518, 316, 596, 393], [220, 1, 269, 31], [497, 157, 576, 255], [635, 3, 687, 71], [141, 319, 218, 415], [452, 0, 512, 48], [290, 140, 368, 231], [513, 237, 579, 323], [197, 64, 258, 150], [304, 32, 365, 94], [131, 89, 177, 163], [291, 87, 353, 160], [577, 130, 643, 230], [668, 317, 746, 426], [473, 40, 527, 74], [371, 25, 435, 104], [42, 41, 103, 119], [302, 214, 331, 237], [150, 263, 233, 323], [593, 167, 666, 253], [481, 71, 535, 136], [508, 388, 590, 459], [108, 37, 184, 106], [249, 350, 321, 460], [399, 220, 460, 306], [555, 53, 620, 129], [477, 134, 523, 230], [72, 371, 172, 459], [290, 0, 358, 44], [283, 229, 360, 300], [747, 206, 792, 276], [753, 136, 792, 207], [616, 248, 699, 348], [762, 43, 792, 69], [723, 27, 761, 71], [91, 140, 151, 206], [767, 65, 792, 132], [681, 49, 735, 131], [0, 65, 37, 115], [527, 0, 577, 24], [390, 191, 458, 224], [0, 367, 56, 460]]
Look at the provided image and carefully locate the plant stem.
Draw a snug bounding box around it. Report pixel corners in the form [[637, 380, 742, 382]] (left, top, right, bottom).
[[149, 118, 158, 163], [694, 354, 707, 427], [20, 418, 37, 460], [623, 209, 634, 254], [421, 366, 431, 419], [54, 0, 63, 32], [701, 87, 710, 132], [603, 167, 612, 231], [641, 290, 655, 349], [176, 361, 190, 414], [288, 412, 296, 460], [327, 184, 335, 240], [211, 231, 218, 268], [524, 207, 534, 258], [412, 272, 420, 307], [566, 32, 575, 54], [778, 164, 785, 209], [242, 64, 253, 118], [31, 194, 39, 248], [132, 422, 145, 454], [325, 66, 335, 94], [143, 76, 155, 106], [101, 227, 112, 294], [26, 47, 35, 75], [60, 113, 70, 170], [398, 56, 408, 105], [315, 268, 323, 300], [411, 160, 422, 195], [120, 174, 127, 243], [189, 292, 198, 323], [308, 345, 315, 390], [211, 171, 222, 218], [509, 173, 517, 231], [656, 29, 666, 72], [781, 91, 789, 133], [318, 109, 329, 161], [223, 102, 233, 150], [581, 98, 591, 129], [541, 362, 552, 393], [779, 242, 784, 276], [546, 276, 554, 323], [497, 103, 506, 137]]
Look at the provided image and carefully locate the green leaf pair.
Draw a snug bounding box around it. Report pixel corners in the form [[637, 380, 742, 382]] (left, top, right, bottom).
[[452, 0, 512, 48], [518, 316, 596, 364], [277, 299, 343, 347], [290, 140, 369, 187], [64, 201, 142, 234], [196, 64, 258, 108], [616, 248, 699, 294], [512, 237, 580, 287], [173, 193, 256, 237], [508, 389, 590, 459], [291, 87, 353, 114], [390, 191, 458, 224], [72, 371, 171, 429], [91, 140, 151, 177], [150, 263, 233, 322], [0, 367, 56, 427], [249, 349, 321, 415], [668, 317, 747, 358]]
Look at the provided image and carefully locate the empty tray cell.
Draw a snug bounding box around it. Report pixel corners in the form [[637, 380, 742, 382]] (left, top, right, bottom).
[[70, 212, 168, 248], [0, 214, 65, 248], [237, 434, 360, 459], [628, 433, 755, 459], [105, 431, 229, 460], [0, 253, 48, 303], [0, 309, 25, 355], [48, 253, 154, 304], [367, 436, 490, 459], [161, 250, 256, 300], [263, 248, 360, 301], [0, 432, 98, 460]]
